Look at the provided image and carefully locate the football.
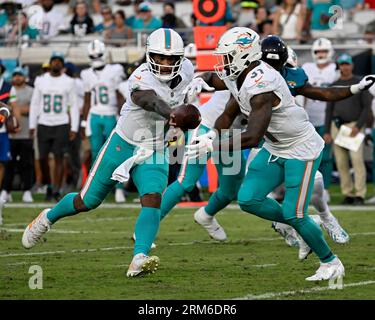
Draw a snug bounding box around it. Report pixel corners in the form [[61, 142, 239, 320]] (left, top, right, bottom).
[[6, 115, 20, 133], [170, 103, 201, 131]]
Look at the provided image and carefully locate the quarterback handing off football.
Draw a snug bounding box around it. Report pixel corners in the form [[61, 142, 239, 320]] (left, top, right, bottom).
[[169, 103, 201, 131]]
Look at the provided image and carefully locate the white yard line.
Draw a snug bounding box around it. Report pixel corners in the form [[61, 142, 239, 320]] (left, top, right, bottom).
[[1, 230, 373, 259], [2, 228, 99, 234], [3, 203, 375, 212], [234, 280, 375, 300]]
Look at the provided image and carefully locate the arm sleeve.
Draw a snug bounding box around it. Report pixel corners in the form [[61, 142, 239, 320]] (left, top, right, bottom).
[[9, 86, 17, 103], [68, 82, 80, 132], [29, 82, 41, 130], [357, 90, 372, 129]]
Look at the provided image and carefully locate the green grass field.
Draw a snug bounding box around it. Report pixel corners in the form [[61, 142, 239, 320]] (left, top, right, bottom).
[[1, 189, 375, 300]]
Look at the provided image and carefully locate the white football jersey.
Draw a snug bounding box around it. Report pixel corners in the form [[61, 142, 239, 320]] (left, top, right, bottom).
[[29, 73, 79, 132], [40, 7, 65, 39], [200, 90, 231, 128], [116, 59, 194, 149], [302, 62, 338, 127], [224, 61, 324, 160], [81, 64, 124, 116]]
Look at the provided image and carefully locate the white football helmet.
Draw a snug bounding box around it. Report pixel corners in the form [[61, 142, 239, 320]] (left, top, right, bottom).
[[146, 28, 184, 82], [214, 27, 262, 80], [311, 38, 334, 65], [286, 46, 298, 67], [87, 39, 107, 69]]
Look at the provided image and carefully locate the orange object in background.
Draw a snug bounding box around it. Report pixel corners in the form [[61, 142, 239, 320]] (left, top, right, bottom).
[[193, 26, 227, 50], [196, 51, 217, 71], [199, 92, 213, 105], [206, 158, 218, 193]]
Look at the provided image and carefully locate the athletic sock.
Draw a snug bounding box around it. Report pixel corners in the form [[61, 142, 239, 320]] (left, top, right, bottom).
[[134, 207, 160, 256], [205, 190, 231, 216], [46, 192, 79, 224], [160, 181, 185, 221]]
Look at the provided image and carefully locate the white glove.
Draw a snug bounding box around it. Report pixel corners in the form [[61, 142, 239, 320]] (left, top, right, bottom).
[[185, 130, 217, 159], [182, 78, 215, 103], [350, 75, 375, 94]]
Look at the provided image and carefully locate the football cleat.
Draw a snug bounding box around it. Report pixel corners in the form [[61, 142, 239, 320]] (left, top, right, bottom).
[[194, 207, 227, 241], [297, 236, 312, 260], [271, 222, 299, 247], [126, 253, 160, 277], [306, 257, 345, 281], [22, 209, 52, 249], [321, 213, 350, 244], [22, 190, 34, 203], [132, 233, 156, 249]]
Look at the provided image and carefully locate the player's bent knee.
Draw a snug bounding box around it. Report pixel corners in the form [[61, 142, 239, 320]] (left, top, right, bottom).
[[238, 194, 263, 213], [141, 193, 162, 208], [179, 179, 196, 192], [75, 194, 100, 212]]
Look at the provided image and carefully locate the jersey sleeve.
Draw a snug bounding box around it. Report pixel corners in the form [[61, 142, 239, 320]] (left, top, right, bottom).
[[9, 86, 17, 103], [243, 65, 279, 101], [284, 67, 309, 96], [80, 69, 91, 93], [128, 68, 155, 93]]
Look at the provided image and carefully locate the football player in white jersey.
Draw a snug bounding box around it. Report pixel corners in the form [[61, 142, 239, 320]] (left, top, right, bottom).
[[29, 52, 80, 202], [22, 28, 197, 278], [302, 38, 338, 202], [186, 27, 344, 281], [81, 40, 127, 203]]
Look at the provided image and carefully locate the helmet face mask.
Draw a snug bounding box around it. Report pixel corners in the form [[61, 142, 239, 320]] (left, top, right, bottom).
[[147, 52, 183, 82], [214, 27, 262, 81], [312, 38, 334, 65], [146, 28, 185, 82]]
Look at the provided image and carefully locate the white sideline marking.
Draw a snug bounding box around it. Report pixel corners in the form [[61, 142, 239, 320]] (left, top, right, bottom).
[[251, 264, 278, 268], [234, 280, 375, 300], [3, 203, 375, 212], [2, 228, 99, 234]]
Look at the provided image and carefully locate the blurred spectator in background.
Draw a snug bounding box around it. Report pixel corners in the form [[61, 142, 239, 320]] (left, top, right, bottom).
[[236, 0, 258, 28], [131, 2, 162, 31], [2, 67, 34, 203], [367, 84, 375, 204], [303, 38, 338, 201], [255, 6, 273, 37], [324, 54, 371, 205], [162, 2, 186, 29], [94, 5, 115, 34], [39, 0, 66, 40], [0, 2, 19, 43], [197, 0, 234, 27], [304, 0, 340, 40], [7, 12, 39, 47], [125, 0, 143, 27], [340, 0, 365, 13], [69, 0, 105, 15], [273, 0, 305, 42], [63, 62, 83, 193], [0, 60, 11, 196], [105, 10, 133, 44], [70, 0, 95, 36]]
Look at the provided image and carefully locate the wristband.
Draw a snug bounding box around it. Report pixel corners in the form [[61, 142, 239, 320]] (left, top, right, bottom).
[[350, 84, 360, 95], [81, 120, 87, 128]]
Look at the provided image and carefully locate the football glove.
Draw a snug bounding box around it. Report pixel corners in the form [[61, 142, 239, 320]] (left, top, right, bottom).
[[350, 75, 375, 94], [185, 130, 217, 159], [182, 78, 215, 103]]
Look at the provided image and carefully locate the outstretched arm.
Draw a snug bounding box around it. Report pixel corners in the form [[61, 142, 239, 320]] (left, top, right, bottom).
[[131, 89, 172, 119], [198, 72, 228, 91], [295, 83, 353, 101]]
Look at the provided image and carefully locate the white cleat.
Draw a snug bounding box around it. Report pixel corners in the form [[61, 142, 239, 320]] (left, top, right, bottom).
[[115, 189, 126, 203], [126, 253, 160, 277], [22, 190, 34, 203], [0, 200, 4, 225], [194, 207, 227, 241], [365, 195, 375, 205], [22, 209, 52, 249], [0, 190, 12, 203], [321, 213, 350, 244], [132, 233, 156, 249], [306, 257, 345, 281], [298, 236, 312, 260], [272, 222, 299, 247]]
